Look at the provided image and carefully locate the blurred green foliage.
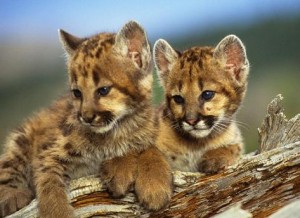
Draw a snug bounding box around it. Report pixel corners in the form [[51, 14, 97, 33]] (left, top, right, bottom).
[[0, 16, 299, 153]]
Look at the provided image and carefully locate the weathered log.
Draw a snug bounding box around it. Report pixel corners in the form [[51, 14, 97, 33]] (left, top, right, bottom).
[[8, 95, 300, 218]]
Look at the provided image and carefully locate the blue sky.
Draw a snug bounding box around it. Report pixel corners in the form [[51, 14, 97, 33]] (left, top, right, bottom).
[[1, 0, 300, 42]]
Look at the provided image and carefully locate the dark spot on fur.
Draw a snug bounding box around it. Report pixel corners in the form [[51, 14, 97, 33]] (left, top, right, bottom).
[[71, 70, 78, 83], [68, 150, 82, 157], [8, 184, 18, 188], [53, 156, 69, 166], [64, 143, 82, 157], [40, 166, 52, 173], [0, 178, 14, 185], [198, 79, 203, 90], [59, 119, 74, 137], [171, 156, 176, 161], [178, 80, 183, 91], [41, 142, 54, 151], [64, 142, 73, 150], [15, 135, 30, 148], [92, 70, 100, 85], [13, 152, 26, 165], [1, 160, 13, 168], [95, 48, 103, 58]]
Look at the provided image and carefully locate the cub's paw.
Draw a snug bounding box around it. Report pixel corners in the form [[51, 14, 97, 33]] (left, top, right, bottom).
[[135, 147, 173, 211], [198, 145, 241, 174], [39, 203, 75, 218], [135, 177, 172, 211], [100, 153, 138, 198], [0, 186, 33, 217], [198, 156, 231, 174]]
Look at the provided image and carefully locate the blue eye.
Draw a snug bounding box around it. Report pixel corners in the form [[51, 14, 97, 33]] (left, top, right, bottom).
[[97, 86, 111, 96], [173, 95, 185, 104], [201, 91, 215, 101], [72, 89, 82, 99]]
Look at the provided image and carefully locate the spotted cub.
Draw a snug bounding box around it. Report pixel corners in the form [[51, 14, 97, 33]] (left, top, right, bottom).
[[0, 21, 172, 217], [153, 35, 249, 173]]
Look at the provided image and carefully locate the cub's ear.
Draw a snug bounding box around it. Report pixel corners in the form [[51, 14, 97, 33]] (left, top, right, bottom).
[[58, 29, 86, 56], [114, 21, 151, 72], [153, 39, 179, 83], [214, 35, 249, 85]]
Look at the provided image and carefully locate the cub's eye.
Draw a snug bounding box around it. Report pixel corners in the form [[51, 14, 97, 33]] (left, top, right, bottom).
[[97, 86, 111, 96], [173, 95, 185, 104], [72, 89, 82, 99], [201, 90, 215, 101]]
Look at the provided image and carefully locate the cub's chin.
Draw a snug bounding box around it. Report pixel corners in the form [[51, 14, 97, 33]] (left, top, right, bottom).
[[90, 122, 116, 134], [187, 129, 212, 138]]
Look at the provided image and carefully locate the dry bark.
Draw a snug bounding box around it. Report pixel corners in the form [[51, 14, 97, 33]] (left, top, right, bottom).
[[8, 95, 300, 218]]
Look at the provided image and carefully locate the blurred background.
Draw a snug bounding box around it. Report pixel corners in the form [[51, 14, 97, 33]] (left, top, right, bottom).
[[0, 0, 299, 153]]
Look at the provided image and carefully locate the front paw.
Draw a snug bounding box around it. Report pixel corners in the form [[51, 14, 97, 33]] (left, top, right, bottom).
[[100, 153, 138, 198], [198, 145, 241, 174], [0, 186, 33, 217], [135, 147, 173, 211], [198, 156, 231, 174]]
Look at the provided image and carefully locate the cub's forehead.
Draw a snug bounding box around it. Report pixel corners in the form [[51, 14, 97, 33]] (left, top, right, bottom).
[[68, 33, 117, 78], [71, 33, 116, 63], [167, 46, 228, 90]]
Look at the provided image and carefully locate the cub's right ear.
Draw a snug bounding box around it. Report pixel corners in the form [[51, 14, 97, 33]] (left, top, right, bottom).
[[153, 39, 179, 83], [58, 29, 86, 56]]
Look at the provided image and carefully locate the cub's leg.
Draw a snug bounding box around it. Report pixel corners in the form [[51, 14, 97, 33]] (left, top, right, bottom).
[[198, 144, 242, 174], [135, 146, 173, 211], [34, 154, 74, 218], [101, 152, 138, 198], [0, 133, 34, 217]]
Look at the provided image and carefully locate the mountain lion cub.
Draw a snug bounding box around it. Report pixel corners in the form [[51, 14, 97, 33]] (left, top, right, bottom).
[[154, 35, 249, 173], [0, 21, 172, 217]]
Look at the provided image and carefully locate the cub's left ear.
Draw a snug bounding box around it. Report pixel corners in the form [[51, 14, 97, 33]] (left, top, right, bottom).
[[59, 29, 86, 57], [114, 21, 151, 72], [214, 35, 249, 85]]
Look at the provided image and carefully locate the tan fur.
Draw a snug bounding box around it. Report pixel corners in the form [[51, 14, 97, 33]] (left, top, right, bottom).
[[0, 21, 172, 217], [154, 35, 249, 173]]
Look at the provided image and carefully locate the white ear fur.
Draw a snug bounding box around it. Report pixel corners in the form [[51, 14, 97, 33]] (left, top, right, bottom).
[[153, 39, 179, 83], [114, 21, 151, 72], [214, 35, 249, 84], [58, 29, 85, 56]]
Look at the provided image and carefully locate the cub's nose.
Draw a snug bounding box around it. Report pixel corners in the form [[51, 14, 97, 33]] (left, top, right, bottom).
[[186, 119, 198, 126], [82, 114, 96, 124]]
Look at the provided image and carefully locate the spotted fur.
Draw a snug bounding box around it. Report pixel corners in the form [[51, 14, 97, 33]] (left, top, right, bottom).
[[0, 21, 172, 217], [154, 35, 249, 173]]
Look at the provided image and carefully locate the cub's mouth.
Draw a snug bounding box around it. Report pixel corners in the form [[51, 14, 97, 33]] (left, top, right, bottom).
[[78, 111, 119, 134], [181, 115, 217, 138]]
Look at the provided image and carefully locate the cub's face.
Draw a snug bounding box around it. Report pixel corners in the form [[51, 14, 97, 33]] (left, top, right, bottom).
[[154, 36, 249, 138], [59, 21, 152, 133]]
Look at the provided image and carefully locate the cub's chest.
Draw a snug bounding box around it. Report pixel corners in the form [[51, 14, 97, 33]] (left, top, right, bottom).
[[69, 151, 105, 180], [167, 148, 205, 172]]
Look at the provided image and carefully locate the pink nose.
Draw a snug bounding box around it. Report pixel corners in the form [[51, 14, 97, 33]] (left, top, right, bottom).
[[186, 119, 197, 126]]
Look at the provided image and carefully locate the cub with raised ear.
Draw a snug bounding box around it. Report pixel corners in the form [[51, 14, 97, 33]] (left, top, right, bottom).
[[153, 35, 249, 173], [0, 21, 172, 217]]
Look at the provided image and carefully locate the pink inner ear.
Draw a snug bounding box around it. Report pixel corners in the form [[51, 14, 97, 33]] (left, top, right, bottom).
[[127, 36, 145, 68], [156, 51, 170, 72], [225, 43, 245, 81], [129, 51, 142, 68]]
